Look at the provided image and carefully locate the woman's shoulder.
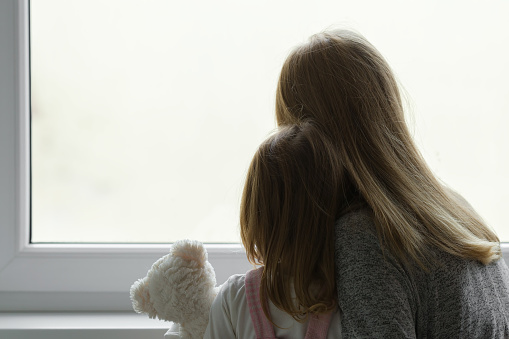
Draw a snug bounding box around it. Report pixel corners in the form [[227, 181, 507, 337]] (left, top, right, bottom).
[[335, 207, 377, 238], [334, 207, 421, 337], [335, 207, 385, 266]]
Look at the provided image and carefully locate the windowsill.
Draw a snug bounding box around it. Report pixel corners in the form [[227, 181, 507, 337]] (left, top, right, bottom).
[[0, 312, 171, 339]]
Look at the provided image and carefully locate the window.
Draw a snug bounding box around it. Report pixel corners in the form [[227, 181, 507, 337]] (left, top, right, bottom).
[[0, 1, 252, 311], [1, 0, 508, 312], [30, 0, 276, 244]]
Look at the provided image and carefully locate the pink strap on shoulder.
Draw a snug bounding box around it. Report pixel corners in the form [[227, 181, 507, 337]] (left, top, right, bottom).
[[245, 267, 277, 339], [245, 267, 334, 339]]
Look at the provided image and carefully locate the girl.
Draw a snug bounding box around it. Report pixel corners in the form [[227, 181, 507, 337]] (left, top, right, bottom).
[[203, 122, 343, 338], [275, 29, 509, 338]]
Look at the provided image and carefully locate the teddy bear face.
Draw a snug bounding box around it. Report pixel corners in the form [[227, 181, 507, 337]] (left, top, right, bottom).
[[148, 253, 217, 323], [131, 239, 219, 330]]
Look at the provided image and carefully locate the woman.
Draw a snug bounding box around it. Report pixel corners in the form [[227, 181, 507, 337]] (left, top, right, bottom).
[[275, 29, 509, 338]]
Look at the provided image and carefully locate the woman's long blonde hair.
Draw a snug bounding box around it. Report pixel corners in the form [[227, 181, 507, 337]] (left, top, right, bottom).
[[275, 29, 500, 268], [241, 123, 343, 321]]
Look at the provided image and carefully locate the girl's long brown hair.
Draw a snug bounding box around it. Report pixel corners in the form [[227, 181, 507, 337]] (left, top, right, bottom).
[[275, 29, 500, 269], [241, 123, 344, 321]]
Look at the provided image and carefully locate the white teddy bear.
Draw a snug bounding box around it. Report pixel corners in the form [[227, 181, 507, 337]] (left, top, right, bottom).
[[130, 239, 221, 339]]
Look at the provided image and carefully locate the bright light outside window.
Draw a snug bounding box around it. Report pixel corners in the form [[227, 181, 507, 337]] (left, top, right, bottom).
[[31, 0, 509, 244]]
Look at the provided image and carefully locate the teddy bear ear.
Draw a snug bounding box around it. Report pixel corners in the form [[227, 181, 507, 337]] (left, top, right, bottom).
[[170, 239, 208, 267], [130, 277, 158, 319]]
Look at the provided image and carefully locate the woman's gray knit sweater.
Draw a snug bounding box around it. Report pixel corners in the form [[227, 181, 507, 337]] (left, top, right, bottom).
[[335, 208, 509, 338]]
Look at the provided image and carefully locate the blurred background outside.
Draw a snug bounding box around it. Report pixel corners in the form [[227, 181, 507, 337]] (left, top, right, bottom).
[[30, 0, 509, 243]]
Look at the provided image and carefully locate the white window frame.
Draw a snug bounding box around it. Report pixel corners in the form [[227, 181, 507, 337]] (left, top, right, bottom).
[[1, 0, 508, 312], [0, 0, 251, 312]]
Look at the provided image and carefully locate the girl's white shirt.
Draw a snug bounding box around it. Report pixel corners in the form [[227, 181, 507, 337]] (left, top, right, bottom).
[[203, 274, 342, 339]]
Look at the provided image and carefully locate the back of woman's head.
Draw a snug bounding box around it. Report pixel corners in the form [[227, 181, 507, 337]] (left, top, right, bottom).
[[276, 30, 500, 268], [276, 29, 404, 146], [241, 122, 340, 321]]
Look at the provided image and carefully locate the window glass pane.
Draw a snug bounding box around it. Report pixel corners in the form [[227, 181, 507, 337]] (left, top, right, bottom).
[[31, 0, 509, 243]]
